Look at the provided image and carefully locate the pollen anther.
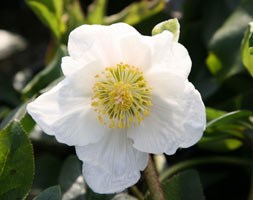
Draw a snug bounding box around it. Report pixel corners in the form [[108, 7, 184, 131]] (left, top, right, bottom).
[[91, 63, 152, 128]]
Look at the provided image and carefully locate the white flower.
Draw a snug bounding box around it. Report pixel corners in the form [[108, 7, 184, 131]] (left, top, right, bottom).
[[27, 23, 206, 194]]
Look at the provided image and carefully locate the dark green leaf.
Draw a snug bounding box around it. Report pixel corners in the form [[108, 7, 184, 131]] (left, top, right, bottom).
[[0, 121, 34, 200], [199, 171, 229, 189], [164, 170, 205, 200], [0, 102, 35, 134], [22, 45, 67, 99], [0, 107, 10, 122], [162, 170, 205, 200], [33, 154, 63, 190], [59, 155, 86, 200], [208, 0, 253, 81], [33, 185, 62, 200]]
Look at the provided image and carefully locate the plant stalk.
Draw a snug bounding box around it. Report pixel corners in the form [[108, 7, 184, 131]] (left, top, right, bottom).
[[130, 186, 145, 200], [144, 155, 166, 200]]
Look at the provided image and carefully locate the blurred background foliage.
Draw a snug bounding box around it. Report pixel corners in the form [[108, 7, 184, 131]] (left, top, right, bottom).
[[0, 0, 253, 199]]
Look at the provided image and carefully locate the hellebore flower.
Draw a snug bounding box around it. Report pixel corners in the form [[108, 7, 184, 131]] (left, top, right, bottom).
[[27, 23, 206, 194]]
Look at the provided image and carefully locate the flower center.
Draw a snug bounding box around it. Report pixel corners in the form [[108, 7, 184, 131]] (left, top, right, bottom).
[[91, 63, 152, 128]]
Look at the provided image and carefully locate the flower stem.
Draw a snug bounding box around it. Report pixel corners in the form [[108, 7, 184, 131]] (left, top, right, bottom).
[[144, 155, 166, 200], [130, 186, 145, 200]]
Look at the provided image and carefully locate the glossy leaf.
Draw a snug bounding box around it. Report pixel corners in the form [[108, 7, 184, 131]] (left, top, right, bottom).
[[33, 185, 61, 200], [241, 22, 253, 76], [0, 121, 34, 200]]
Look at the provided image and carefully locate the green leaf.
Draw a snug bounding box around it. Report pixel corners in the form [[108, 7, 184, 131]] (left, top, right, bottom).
[[88, 0, 107, 24], [199, 110, 252, 152], [206, 52, 222, 75], [208, 0, 253, 81], [152, 18, 180, 41], [22, 45, 67, 99], [162, 170, 205, 200], [199, 171, 229, 189], [0, 102, 35, 134], [198, 136, 243, 152], [206, 107, 227, 122], [33, 185, 62, 200], [26, 0, 64, 40], [206, 110, 252, 128], [59, 156, 86, 200], [241, 22, 253, 76], [62, 0, 86, 44], [164, 170, 205, 200], [105, 0, 165, 26], [0, 107, 10, 122], [33, 154, 63, 190], [0, 121, 34, 200]]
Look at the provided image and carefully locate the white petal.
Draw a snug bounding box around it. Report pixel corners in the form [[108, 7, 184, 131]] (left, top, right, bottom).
[[144, 31, 191, 78], [61, 56, 85, 76], [75, 131, 149, 194], [127, 81, 206, 154], [119, 34, 151, 70], [179, 82, 206, 148], [64, 59, 105, 97], [68, 23, 140, 68], [27, 78, 109, 146], [145, 70, 186, 100]]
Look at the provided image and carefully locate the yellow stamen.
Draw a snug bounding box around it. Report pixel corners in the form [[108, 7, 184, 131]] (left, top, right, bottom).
[[91, 63, 152, 128]]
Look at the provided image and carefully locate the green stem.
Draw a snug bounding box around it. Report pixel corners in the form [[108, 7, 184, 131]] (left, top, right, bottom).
[[144, 155, 166, 200], [129, 186, 145, 200], [159, 156, 252, 182]]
